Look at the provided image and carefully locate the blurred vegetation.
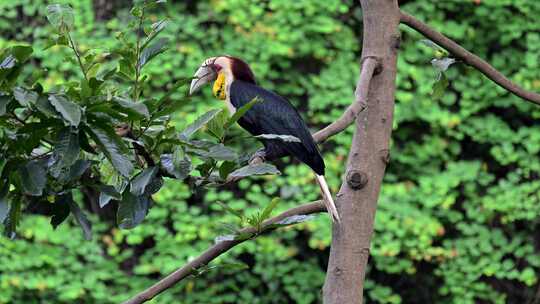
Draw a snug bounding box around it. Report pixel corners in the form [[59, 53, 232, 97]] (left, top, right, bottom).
[[1, 0, 540, 303]]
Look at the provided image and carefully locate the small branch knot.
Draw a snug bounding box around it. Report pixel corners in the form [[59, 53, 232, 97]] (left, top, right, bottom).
[[347, 170, 368, 190], [361, 56, 383, 75], [379, 149, 390, 164]]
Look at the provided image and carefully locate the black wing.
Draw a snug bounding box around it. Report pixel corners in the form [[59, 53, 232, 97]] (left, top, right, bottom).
[[229, 80, 325, 175]]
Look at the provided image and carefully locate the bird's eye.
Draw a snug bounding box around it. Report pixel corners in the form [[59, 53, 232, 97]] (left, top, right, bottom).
[[213, 64, 222, 72]]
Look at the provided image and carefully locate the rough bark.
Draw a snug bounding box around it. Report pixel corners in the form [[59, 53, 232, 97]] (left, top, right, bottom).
[[323, 1, 400, 303]]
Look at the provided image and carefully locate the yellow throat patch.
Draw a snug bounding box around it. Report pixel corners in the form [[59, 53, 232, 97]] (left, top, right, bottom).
[[212, 72, 226, 100]]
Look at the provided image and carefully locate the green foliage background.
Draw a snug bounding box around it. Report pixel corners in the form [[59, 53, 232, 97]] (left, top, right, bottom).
[[1, 0, 540, 303]]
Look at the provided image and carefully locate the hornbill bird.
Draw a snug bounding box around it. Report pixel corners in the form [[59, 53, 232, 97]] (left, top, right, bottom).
[[189, 56, 340, 222]]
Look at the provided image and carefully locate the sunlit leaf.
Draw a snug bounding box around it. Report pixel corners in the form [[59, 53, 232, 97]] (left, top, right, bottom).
[[261, 198, 280, 221], [46, 4, 74, 31], [228, 163, 280, 178], [181, 108, 222, 139], [255, 134, 301, 143], [224, 97, 261, 129]]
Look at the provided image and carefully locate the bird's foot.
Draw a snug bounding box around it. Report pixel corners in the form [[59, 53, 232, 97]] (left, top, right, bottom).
[[248, 149, 266, 165]]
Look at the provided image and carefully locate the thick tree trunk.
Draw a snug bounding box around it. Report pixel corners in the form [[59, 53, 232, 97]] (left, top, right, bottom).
[[323, 1, 400, 303]]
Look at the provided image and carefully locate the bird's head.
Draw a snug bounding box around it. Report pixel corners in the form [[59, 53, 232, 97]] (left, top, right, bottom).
[[189, 56, 256, 99]]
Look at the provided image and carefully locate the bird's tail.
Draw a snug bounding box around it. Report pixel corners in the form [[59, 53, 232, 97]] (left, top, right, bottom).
[[315, 174, 340, 223]]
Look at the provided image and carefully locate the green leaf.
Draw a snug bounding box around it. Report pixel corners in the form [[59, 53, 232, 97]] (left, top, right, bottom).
[[432, 73, 449, 100], [419, 39, 445, 52], [49, 95, 82, 127], [46, 4, 74, 31], [261, 197, 280, 221], [130, 167, 158, 196], [10, 45, 33, 62], [224, 97, 261, 129], [87, 126, 134, 177], [228, 163, 280, 178], [153, 77, 192, 114], [207, 109, 229, 140], [141, 20, 169, 51], [52, 127, 80, 170], [35, 95, 58, 117], [97, 185, 122, 208], [254, 134, 301, 143], [202, 144, 237, 161], [217, 201, 244, 221], [0, 95, 9, 116], [19, 160, 47, 196], [0, 183, 9, 223], [117, 190, 152, 229], [181, 109, 222, 139], [219, 161, 237, 179], [61, 159, 91, 183], [50, 193, 70, 229], [113, 97, 150, 119], [138, 38, 169, 69], [68, 197, 92, 240], [13, 87, 38, 107], [160, 153, 192, 179], [3, 196, 20, 239]]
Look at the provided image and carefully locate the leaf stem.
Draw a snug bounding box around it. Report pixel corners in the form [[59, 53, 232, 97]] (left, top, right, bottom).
[[66, 31, 88, 82], [133, 3, 146, 102]]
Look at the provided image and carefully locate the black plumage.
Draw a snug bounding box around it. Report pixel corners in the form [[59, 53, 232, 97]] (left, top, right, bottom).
[[229, 80, 325, 175]]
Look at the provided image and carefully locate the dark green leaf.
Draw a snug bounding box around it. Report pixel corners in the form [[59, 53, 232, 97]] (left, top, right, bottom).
[[254, 134, 301, 143], [202, 144, 237, 161], [19, 160, 47, 196], [52, 127, 80, 169], [160, 153, 191, 179], [181, 109, 222, 139], [138, 38, 169, 69], [46, 4, 74, 31], [141, 20, 169, 51], [228, 163, 280, 178], [130, 166, 158, 196], [49, 95, 82, 127], [219, 161, 237, 179], [13, 87, 38, 107], [113, 97, 150, 119], [3, 196, 20, 239], [224, 97, 261, 129], [87, 126, 134, 177], [117, 190, 152, 229], [63, 159, 91, 183], [50, 193, 70, 229], [68, 198, 92, 240], [0, 95, 9, 116], [10, 45, 33, 62], [97, 185, 122, 208], [0, 183, 9, 223], [35, 95, 58, 117]]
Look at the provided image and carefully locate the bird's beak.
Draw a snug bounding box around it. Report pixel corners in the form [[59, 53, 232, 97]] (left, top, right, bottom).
[[189, 58, 218, 95]]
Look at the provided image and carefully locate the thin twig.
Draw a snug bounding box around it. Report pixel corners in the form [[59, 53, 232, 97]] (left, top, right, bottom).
[[122, 201, 326, 304], [400, 11, 540, 105], [133, 3, 146, 102], [312, 56, 379, 143]]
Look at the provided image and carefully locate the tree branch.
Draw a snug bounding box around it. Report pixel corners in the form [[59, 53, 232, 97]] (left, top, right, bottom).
[[123, 200, 326, 304], [400, 11, 540, 105], [312, 56, 379, 143]]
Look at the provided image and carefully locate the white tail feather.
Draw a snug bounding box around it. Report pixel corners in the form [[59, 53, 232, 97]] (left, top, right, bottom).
[[315, 175, 340, 223]]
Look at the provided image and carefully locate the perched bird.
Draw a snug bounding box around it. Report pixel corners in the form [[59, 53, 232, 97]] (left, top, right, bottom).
[[189, 56, 340, 222]]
